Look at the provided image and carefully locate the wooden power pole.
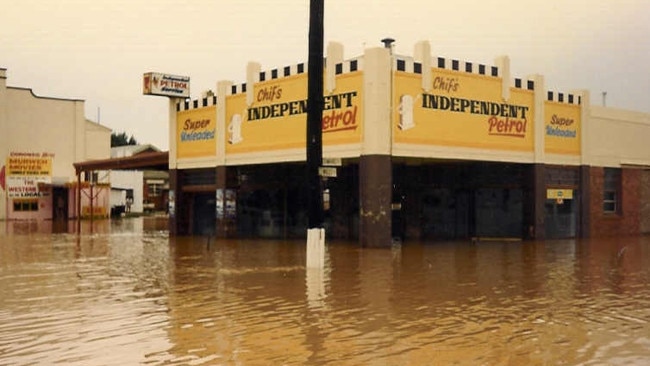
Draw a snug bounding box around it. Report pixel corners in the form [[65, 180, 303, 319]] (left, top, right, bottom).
[[306, 0, 324, 230]]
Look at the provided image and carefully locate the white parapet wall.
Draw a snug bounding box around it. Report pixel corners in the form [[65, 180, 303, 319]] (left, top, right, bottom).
[[587, 105, 650, 167]]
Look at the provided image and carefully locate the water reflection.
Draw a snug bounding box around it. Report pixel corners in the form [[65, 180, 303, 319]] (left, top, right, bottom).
[[1, 218, 649, 365]]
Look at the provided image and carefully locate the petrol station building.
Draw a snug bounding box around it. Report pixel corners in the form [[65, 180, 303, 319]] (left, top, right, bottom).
[[156, 41, 650, 247]]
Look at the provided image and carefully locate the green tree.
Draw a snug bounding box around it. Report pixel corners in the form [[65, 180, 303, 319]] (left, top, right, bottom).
[[111, 131, 138, 147]]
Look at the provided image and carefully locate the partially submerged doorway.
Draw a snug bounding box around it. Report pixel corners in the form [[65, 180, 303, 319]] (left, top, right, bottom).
[[191, 192, 216, 236], [52, 187, 68, 220]]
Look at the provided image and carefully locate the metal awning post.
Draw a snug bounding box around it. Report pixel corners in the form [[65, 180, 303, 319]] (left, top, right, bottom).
[[76, 169, 81, 234], [89, 170, 94, 229]]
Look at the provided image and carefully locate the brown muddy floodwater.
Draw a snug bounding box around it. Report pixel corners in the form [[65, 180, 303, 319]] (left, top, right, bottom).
[[1, 218, 650, 365]]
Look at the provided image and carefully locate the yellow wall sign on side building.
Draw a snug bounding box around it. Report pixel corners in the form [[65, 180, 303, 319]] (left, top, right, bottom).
[[6, 155, 52, 176], [5, 155, 52, 198], [176, 106, 217, 159], [393, 69, 535, 152], [225, 72, 363, 155]]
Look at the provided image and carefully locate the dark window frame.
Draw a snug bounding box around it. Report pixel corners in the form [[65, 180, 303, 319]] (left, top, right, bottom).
[[148, 183, 161, 197], [13, 199, 39, 212], [603, 168, 621, 214]]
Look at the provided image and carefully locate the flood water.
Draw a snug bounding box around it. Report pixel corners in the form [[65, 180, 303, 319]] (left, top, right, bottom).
[[1, 218, 650, 365]]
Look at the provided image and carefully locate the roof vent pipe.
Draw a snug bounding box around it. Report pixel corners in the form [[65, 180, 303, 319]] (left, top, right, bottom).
[[381, 38, 395, 54]]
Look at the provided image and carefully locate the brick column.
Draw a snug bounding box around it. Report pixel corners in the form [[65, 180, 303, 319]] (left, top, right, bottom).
[[168, 169, 188, 235], [532, 163, 546, 240], [215, 165, 237, 238], [215, 80, 234, 238], [580, 165, 591, 238], [359, 155, 392, 247], [576, 89, 591, 238], [529, 73, 546, 240], [358, 46, 392, 247], [167, 97, 180, 235]]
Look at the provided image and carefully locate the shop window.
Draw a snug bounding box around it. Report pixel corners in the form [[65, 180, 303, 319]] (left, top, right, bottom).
[[603, 168, 620, 214], [13, 199, 39, 212], [148, 183, 161, 197], [84, 171, 99, 183]]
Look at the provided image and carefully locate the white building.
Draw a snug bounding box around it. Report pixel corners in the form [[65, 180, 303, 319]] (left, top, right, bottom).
[[108, 144, 165, 216], [0, 68, 111, 220]]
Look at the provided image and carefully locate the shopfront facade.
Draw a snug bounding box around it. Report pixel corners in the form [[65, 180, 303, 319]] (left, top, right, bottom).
[[161, 41, 650, 246], [0, 68, 111, 221]]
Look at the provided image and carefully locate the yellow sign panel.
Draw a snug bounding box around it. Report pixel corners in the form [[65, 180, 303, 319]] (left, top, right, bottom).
[[546, 189, 574, 199], [5, 155, 52, 198], [82, 206, 107, 217], [393, 69, 535, 152], [544, 101, 581, 155], [7, 156, 52, 176], [225, 72, 363, 154], [176, 106, 217, 159]]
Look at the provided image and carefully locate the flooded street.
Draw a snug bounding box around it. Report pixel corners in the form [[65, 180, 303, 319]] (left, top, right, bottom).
[[1, 218, 650, 365]]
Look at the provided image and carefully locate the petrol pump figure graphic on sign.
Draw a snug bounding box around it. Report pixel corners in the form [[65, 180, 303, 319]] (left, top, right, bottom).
[[228, 114, 243, 144], [398, 94, 415, 130]]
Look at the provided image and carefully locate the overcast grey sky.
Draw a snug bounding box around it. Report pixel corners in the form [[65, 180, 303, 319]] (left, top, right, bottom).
[[2, 0, 649, 151]]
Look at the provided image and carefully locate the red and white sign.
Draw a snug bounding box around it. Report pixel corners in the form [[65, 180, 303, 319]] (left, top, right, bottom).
[[143, 72, 190, 98], [6, 176, 50, 198]]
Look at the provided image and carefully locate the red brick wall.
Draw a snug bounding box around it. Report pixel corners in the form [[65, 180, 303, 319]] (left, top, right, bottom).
[[641, 170, 650, 234], [589, 167, 640, 237]]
